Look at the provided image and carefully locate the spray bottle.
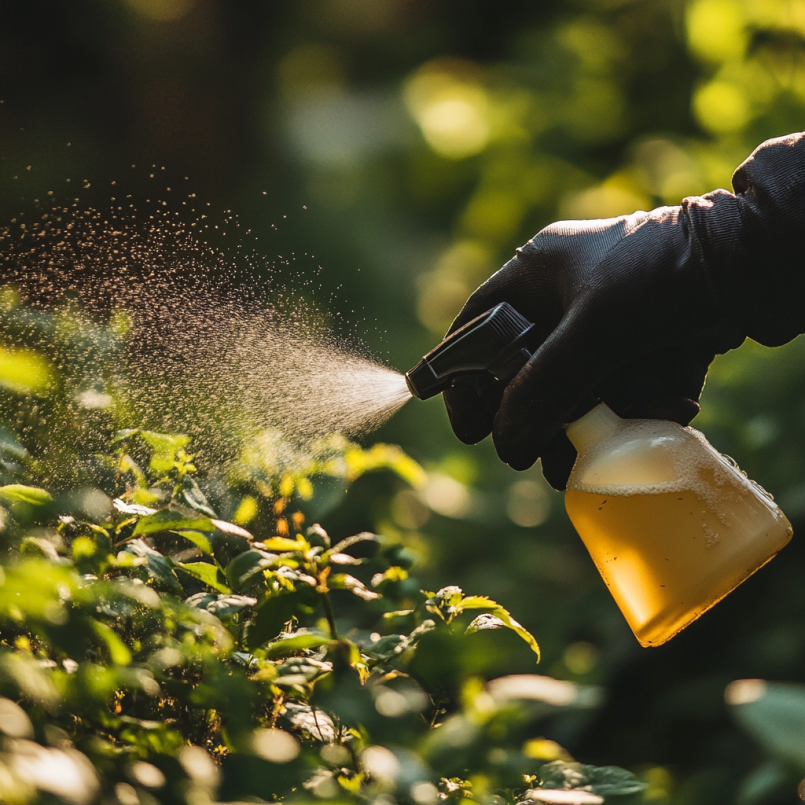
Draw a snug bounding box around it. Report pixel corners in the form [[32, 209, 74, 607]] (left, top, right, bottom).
[[405, 303, 792, 646]]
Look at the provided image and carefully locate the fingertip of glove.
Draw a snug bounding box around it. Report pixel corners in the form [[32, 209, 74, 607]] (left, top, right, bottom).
[[443, 387, 492, 445], [502, 452, 537, 472], [540, 432, 578, 491]]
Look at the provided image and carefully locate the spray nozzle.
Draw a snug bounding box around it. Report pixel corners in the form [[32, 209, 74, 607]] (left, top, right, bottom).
[[405, 303, 537, 400]]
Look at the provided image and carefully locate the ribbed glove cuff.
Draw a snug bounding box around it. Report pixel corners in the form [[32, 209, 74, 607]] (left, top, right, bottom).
[[686, 133, 805, 348]]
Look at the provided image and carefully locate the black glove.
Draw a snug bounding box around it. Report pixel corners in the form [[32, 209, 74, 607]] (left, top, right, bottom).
[[443, 133, 805, 489]]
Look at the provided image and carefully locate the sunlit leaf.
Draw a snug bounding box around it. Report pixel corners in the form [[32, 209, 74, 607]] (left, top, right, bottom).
[[132, 509, 215, 537], [175, 530, 213, 555], [262, 536, 305, 552], [329, 574, 380, 601], [177, 561, 231, 594], [0, 485, 53, 506], [460, 595, 540, 661]]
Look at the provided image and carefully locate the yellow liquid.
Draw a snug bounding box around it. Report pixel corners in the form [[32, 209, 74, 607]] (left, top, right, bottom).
[[566, 484, 792, 646]]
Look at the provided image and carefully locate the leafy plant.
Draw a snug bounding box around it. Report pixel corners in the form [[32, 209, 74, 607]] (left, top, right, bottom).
[[0, 300, 647, 804]]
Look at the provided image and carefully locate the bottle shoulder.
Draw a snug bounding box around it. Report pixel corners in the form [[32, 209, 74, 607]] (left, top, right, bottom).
[[567, 419, 707, 493]]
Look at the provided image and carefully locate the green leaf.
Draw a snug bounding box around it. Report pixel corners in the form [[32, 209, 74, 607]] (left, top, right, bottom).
[[0, 425, 26, 459], [175, 530, 213, 555], [460, 595, 540, 662], [0, 484, 53, 506], [465, 613, 505, 634], [262, 536, 305, 552], [264, 631, 331, 659], [139, 430, 191, 455], [177, 475, 218, 518], [186, 592, 257, 617], [735, 760, 791, 805], [487, 675, 602, 709], [727, 679, 805, 768], [90, 620, 132, 666], [209, 529, 252, 568], [132, 509, 215, 537], [246, 587, 320, 649], [535, 761, 647, 799], [329, 573, 380, 601], [123, 539, 184, 595], [226, 549, 275, 592], [326, 532, 380, 559], [112, 428, 140, 444], [177, 562, 231, 594]]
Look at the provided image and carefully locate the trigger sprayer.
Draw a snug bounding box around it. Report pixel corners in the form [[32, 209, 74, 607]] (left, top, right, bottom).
[[404, 303, 792, 647], [404, 302, 538, 400]]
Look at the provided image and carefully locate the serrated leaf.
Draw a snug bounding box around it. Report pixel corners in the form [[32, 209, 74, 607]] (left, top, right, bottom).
[[177, 562, 231, 594], [466, 613, 504, 634], [460, 595, 540, 662], [132, 509, 215, 537]]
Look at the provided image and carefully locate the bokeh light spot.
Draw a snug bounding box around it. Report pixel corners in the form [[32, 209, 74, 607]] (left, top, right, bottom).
[[693, 80, 751, 134], [405, 61, 491, 159], [686, 0, 747, 63]]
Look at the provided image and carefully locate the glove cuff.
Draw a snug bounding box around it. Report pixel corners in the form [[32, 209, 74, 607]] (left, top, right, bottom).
[[685, 133, 805, 348]]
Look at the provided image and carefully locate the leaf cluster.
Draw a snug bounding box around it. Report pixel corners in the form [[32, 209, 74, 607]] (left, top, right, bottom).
[[0, 396, 644, 804]]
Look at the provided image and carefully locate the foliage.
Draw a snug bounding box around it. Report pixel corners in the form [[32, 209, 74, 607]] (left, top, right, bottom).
[[6, 2, 805, 802], [0, 303, 650, 804]]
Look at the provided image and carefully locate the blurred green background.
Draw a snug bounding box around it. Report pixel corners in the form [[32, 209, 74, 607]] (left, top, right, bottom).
[[3, 0, 805, 802]]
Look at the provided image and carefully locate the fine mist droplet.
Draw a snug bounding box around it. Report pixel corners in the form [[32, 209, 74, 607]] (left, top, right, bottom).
[[0, 179, 414, 476]]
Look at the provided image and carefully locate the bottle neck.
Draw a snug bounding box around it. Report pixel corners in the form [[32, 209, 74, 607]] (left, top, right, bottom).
[[565, 403, 622, 451]]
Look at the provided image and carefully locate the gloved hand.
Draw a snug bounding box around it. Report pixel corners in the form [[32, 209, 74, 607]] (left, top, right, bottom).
[[444, 133, 805, 489], [443, 212, 742, 488]]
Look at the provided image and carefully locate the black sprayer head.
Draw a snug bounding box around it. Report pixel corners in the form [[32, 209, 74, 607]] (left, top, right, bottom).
[[405, 303, 537, 400]]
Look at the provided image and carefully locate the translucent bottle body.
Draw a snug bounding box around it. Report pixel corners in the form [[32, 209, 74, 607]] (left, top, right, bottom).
[[564, 405, 792, 647]]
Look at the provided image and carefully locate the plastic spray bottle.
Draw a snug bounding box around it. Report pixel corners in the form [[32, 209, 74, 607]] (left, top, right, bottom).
[[563, 403, 791, 646], [405, 303, 793, 646]]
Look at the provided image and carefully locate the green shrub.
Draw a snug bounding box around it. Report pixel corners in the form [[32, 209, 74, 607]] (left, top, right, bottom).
[[0, 298, 649, 804]]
